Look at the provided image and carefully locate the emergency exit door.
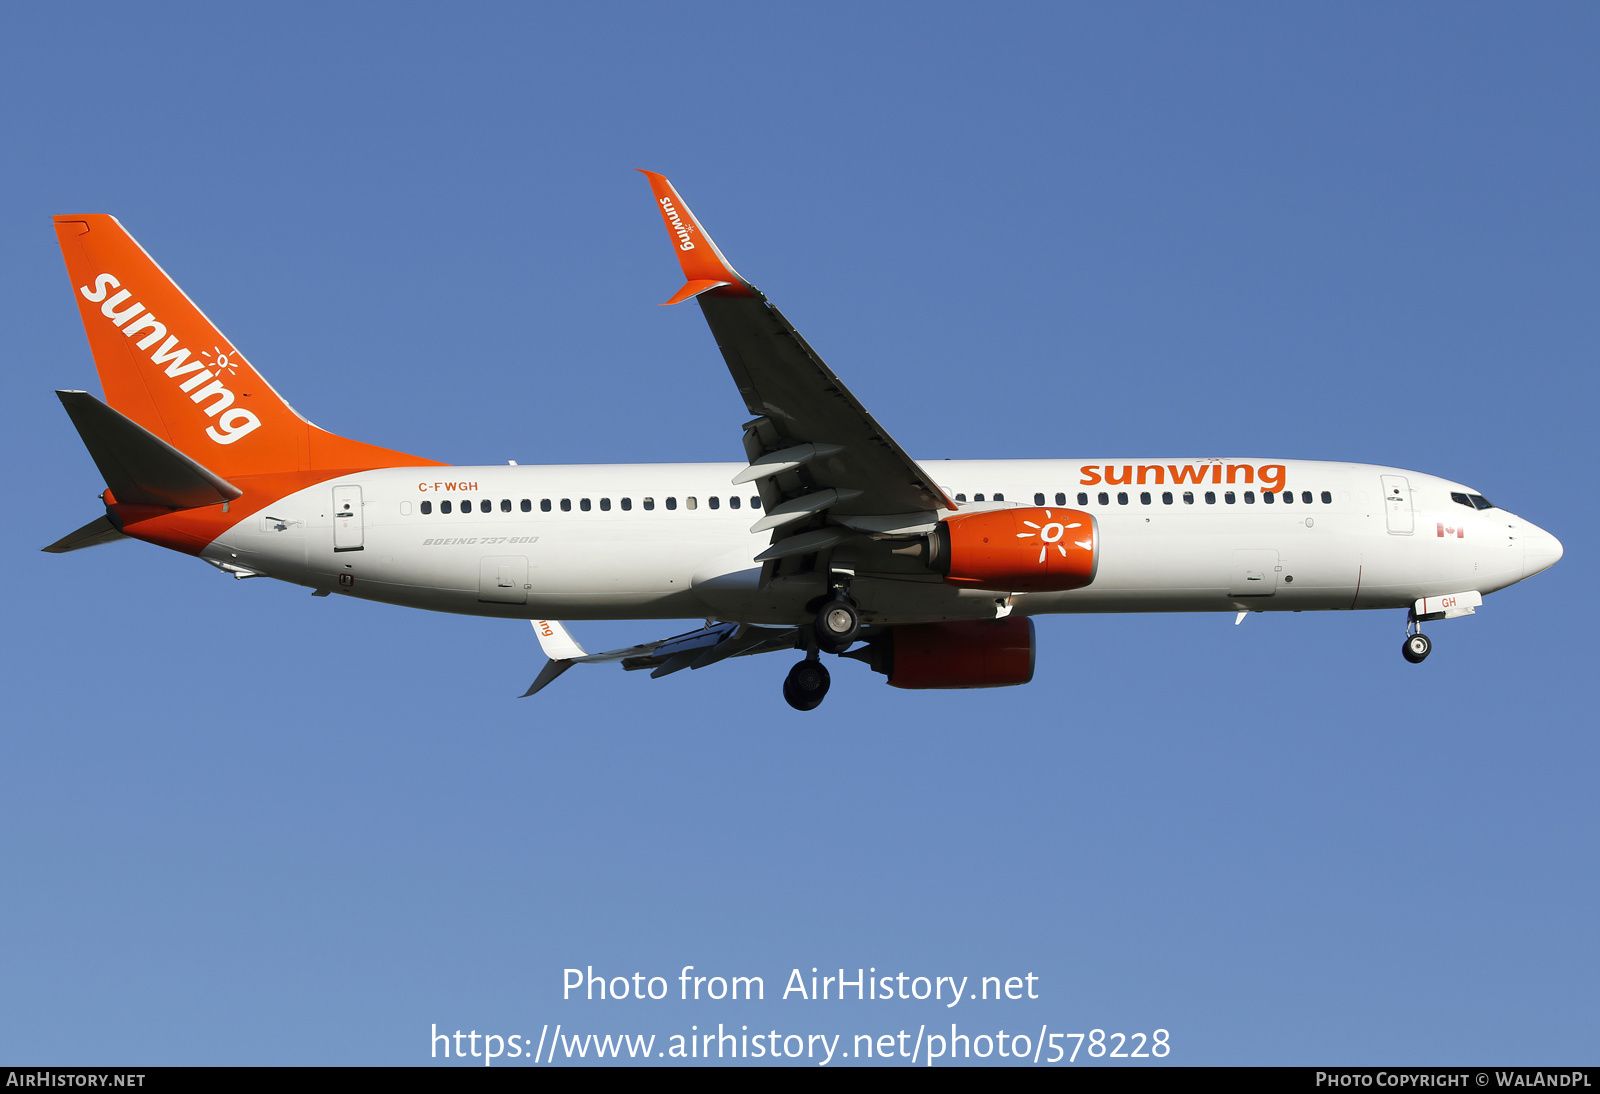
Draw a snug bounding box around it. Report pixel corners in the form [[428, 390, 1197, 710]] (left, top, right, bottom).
[[479, 556, 529, 604], [1380, 475, 1414, 535], [1229, 549, 1279, 596], [332, 485, 364, 551]]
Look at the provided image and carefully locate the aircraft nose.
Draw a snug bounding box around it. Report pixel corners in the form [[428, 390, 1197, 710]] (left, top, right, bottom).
[[1522, 520, 1564, 579]]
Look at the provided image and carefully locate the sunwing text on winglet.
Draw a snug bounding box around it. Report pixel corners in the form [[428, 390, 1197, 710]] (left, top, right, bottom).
[[637, 169, 757, 305]]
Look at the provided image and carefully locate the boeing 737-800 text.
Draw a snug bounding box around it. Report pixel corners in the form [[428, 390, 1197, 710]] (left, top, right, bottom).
[[46, 173, 1563, 710]]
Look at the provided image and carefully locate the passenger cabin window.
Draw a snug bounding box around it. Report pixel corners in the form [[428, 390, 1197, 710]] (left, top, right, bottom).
[[621, 498, 632, 511], [666, 497, 677, 510], [686, 497, 697, 510], [1302, 491, 1313, 504], [1117, 492, 1129, 505], [955, 493, 967, 502], [1264, 491, 1276, 504], [993, 493, 1004, 501], [560, 499, 571, 512], [1140, 491, 1151, 505], [1244, 491, 1256, 504], [750, 497, 761, 509], [974, 493, 985, 502], [1224, 492, 1235, 504], [1056, 492, 1067, 505], [441, 500, 453, 514], [521, 499, 531, 512], [1162, 491, 1173, 504], [541, 499, 551, 512], [1321, 491, 1332, 504], [400, 501, 412, 515], [580, 498, 591, 511], [708, 496, 719, 509], [729, 496, 740, 509], [1035, 492, 1045, 505], [420, 500, 432, 514], [500, 499, 511, 512], [1182, 491, 1193, 505], [1205, 491, 1216, 504], [643, 497, 655, 510], [1077, 492, 1088, 505], [1098, 492, 1109, 506], [600, 498, 611, 511]]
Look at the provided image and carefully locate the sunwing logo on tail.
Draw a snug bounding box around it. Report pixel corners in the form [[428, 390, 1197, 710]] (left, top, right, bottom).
[[78, 272, 261, 445], [659, 197, 696, 251]]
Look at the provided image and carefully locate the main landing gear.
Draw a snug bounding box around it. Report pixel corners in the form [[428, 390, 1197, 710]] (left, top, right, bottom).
[[783, 656, 831, 711], [784, 583, 859, 711], [813, 595, 861, 653]]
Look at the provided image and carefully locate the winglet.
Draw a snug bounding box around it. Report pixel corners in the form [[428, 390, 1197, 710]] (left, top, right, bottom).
[[637, 170, 757, 304]]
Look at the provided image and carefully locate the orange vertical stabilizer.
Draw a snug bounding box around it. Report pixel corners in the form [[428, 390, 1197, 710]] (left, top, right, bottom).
[[53, 215, 444, 479]]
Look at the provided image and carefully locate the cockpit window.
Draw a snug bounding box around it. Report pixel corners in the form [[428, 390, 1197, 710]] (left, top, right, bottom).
[[1470, 493, 1494, 510], [1451, 492, 1473, 508]]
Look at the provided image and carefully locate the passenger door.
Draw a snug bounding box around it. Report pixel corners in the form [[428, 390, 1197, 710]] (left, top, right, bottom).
[[332, 485, 363, 551], [1380, 474, 1414, 535]]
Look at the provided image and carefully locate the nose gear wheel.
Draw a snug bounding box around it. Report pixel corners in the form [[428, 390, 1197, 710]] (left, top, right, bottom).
[[1402, 632, 1432, 663]]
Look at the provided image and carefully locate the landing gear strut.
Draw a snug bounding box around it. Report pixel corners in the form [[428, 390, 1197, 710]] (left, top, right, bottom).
[[1402, 613, 1433, 664], [783, 657, 831, 711]]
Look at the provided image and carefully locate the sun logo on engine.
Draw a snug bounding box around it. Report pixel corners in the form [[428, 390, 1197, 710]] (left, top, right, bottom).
[[1017, 510, 1086, 563]]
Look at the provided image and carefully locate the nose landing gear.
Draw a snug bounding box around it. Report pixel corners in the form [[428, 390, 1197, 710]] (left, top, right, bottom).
[[1401, 618, 1433, 664], [1402, 632, 1432, 663]]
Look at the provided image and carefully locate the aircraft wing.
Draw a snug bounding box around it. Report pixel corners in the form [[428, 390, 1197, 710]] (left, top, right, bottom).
[[638, 172, 956, 535]]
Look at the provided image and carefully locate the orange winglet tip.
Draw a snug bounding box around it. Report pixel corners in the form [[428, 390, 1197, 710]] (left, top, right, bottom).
[[637, 169, 755, 298], [661, 279, 731, 306]]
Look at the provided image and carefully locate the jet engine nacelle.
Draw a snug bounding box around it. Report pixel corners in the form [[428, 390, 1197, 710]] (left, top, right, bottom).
[[852, 617, 1037, 689], [932, 506, 1098, 592]]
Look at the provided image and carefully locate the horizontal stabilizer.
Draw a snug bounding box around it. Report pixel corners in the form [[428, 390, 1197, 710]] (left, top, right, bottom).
[[57, 390, 241, 509], [41, 515, 127, 553]]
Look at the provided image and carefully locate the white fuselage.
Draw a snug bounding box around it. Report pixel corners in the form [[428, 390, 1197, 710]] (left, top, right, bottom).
[[202, 458, 1561, 625]]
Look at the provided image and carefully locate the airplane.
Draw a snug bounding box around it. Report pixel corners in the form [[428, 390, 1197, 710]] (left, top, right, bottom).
[[45, 172, 1564, 711]]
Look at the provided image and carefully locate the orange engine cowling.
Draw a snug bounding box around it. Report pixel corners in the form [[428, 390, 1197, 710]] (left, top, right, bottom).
[[851, 617, 1037, 690], [933, 506, 1098, 592]]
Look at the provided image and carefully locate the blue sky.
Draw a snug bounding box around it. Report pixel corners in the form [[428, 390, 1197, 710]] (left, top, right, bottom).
[[1, 2, 1595, 1066]]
